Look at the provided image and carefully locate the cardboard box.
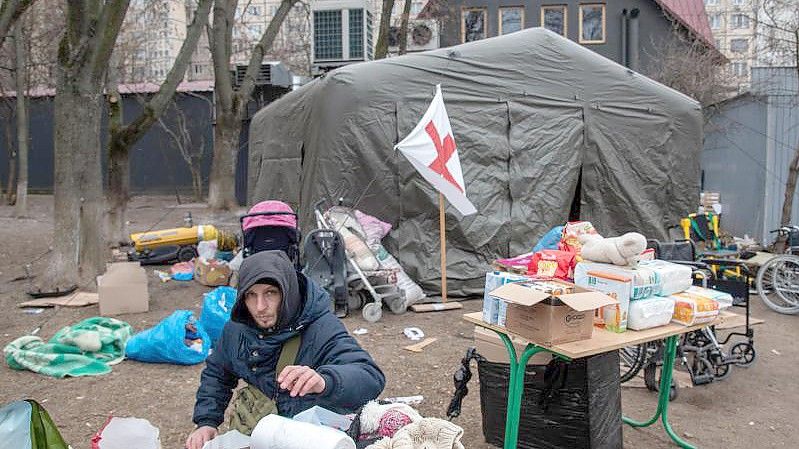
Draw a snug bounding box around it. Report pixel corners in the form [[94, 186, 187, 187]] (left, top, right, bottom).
[[585, 271, 633, 333], [97, 262, 149, 316], [473, 326, 552, 364], [194, 258, 231, 287], [491, 280, 616, 346]]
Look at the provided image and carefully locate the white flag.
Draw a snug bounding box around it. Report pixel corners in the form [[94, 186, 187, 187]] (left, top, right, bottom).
[[395, 85, 477, 216]]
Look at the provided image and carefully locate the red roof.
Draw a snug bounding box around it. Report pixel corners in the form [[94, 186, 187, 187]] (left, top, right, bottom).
[[654, 0, 714, 46]]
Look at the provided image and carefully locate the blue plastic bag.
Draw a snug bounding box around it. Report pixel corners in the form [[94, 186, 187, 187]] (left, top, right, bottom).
[[199, 287, 237, 346], [533, 225, 564, 253], [125, 310, 210, 365]]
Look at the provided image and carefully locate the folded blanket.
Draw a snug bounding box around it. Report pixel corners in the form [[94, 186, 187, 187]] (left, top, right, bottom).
[[4, 317, 132, 378]]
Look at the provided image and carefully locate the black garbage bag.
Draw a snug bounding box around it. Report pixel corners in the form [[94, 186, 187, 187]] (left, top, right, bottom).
[[478, 351, 623, 449]]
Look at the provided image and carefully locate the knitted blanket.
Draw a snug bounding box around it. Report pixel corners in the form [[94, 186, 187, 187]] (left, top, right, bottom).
[[4, 317, 133, 378]]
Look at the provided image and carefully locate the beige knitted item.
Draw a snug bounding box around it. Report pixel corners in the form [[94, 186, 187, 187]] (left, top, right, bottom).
[[366, 418, 464, 449]]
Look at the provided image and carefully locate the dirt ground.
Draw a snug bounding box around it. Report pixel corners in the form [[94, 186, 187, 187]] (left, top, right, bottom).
[[1, 195, 796, 449]]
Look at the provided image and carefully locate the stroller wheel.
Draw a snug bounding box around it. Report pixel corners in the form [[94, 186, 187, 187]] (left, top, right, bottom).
[[731, 342, 756, 366], [388, 297, 408, 315], [362, 302, 382, 323]]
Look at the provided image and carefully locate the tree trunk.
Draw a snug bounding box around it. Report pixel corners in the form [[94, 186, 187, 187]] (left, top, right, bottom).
[[49, 82, 106, 288], [14, 23, 28, 218], [0, 0, 35, 48], [374, 0, 396, 59], [777, 144, 799, 252], [191, 163, 203, 202], [4, 115, 16, 205], [398, 0, 412, 55], [44, 0, 131, 289], [107, 138, 130, 246], [207, 109, 240, 210]]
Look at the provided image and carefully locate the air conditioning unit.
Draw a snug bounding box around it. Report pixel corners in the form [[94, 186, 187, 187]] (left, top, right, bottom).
[[388, 19, 439, 53]]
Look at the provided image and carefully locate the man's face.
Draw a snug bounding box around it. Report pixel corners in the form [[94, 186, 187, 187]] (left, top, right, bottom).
[[244, 283, 282, 329]]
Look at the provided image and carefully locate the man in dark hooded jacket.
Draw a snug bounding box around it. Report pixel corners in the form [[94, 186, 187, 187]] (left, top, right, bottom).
[[185, 250, 385, 449]]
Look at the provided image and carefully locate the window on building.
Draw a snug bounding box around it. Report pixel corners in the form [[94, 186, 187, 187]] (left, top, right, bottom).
[[499, 7, 524, 35], [541, 5, 567, 36], [248, 5, 261, 15], [194, 64, 203, 75], [714, 38, 722, 51], [579, 4, 605, 43], [251, 24, 263, 35], [314, 10, 343, 60], [704, 0, 719, 6], [730, 38, 749, 53], [709, 13, 722, 29], [411, 1, 423, 15], [350, 8, 364, 59], [270, 5, 279, 16], [731, 0, 745, 5], [462, 8, 486, 42], [731, 14, 749, 28], [730, 61, 748, 77]]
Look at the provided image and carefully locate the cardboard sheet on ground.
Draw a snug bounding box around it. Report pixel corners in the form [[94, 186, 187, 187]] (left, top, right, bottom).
[[19, 291, 99, 308]]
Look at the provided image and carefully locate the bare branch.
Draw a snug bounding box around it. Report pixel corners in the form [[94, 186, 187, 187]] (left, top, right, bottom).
[[0, 0, 35, 47], [89, 0, 132, 82], [113, 0, 213, 147], [234, 0, 299, 110]]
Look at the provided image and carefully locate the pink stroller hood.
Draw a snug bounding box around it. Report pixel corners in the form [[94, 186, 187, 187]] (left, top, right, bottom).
[[242, 200, 297, 231]]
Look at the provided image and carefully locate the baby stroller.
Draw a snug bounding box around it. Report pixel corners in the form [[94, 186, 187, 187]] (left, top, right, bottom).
[[240, 200, 301, 268], [308, 200, 405, 323]]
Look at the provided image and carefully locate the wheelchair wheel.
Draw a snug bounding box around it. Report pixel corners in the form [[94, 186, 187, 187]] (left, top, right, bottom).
[[713, 361, 732, 380], [643, 363, 679, 401], [619, 344, 647, 383], [757, 256, 799, 314], [731, 342, 756, 366]]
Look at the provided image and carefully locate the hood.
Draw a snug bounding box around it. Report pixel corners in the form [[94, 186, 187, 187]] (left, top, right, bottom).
[[232, 250, 302, 331]]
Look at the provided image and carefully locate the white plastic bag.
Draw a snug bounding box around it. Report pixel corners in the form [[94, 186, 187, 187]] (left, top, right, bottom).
[[197, 240, 218, 261], [627, 297, 675, 330]]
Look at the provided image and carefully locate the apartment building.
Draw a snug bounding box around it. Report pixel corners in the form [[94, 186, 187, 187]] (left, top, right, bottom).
[[704, 0, 757, 88]]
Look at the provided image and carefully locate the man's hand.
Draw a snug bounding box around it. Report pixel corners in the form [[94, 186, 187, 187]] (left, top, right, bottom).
[[185, 425, 217, 449], [278, 365, 326, 397]]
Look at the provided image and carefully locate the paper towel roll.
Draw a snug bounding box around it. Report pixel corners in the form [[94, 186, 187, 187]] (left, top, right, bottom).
[[250, 414, 356, 449]]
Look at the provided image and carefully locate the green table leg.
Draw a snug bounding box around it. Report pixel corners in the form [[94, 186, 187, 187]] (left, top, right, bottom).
[[623, 335, 697, 449], [496, 333, 550, 449]]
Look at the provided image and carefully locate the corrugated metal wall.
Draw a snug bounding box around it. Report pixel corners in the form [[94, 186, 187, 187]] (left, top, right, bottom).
[[703, 94, 768, 241], [761, 67, 799, 244], [704, 67, 799, 244]]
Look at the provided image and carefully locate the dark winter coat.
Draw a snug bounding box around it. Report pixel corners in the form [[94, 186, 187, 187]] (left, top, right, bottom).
[[192, 251, 385, 428]]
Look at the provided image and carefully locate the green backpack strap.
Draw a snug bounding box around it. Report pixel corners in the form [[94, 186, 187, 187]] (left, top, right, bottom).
[[276, 334, 301, 376], [229, 334, 301, 435]]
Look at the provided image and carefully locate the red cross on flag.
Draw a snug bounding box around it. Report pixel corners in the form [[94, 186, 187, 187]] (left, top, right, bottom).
[[395, 85, 477, 216]]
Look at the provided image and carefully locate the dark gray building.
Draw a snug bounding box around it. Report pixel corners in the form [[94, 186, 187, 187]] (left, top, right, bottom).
[[1, 63, 292, 205], [421, 0, 717, 72], [703, 67, 799, 244]]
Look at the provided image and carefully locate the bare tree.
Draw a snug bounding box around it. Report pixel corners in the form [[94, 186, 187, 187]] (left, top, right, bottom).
[[207, 0, 299, 210], [1, 96, 14, 205], [13, 20, 27, 217], [398, 0, 412, 55], [642, 23, 733, 108], [105, 0, 212, 245], [0, 0, 36, 47], [374, 0, 396, 59], [47, 0, 130, 289], [157, 93, 211, 202]]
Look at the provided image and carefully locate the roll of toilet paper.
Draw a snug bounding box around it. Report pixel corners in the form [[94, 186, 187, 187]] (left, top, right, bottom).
[[250, 414, 356, 449]]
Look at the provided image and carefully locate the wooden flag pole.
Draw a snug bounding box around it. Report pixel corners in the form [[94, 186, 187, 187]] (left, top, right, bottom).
[[439, 193, 447, 303]]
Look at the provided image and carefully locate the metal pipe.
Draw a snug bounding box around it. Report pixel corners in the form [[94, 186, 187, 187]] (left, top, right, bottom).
[[621, 9, 628, 67], [628, 8, 640, 71]]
